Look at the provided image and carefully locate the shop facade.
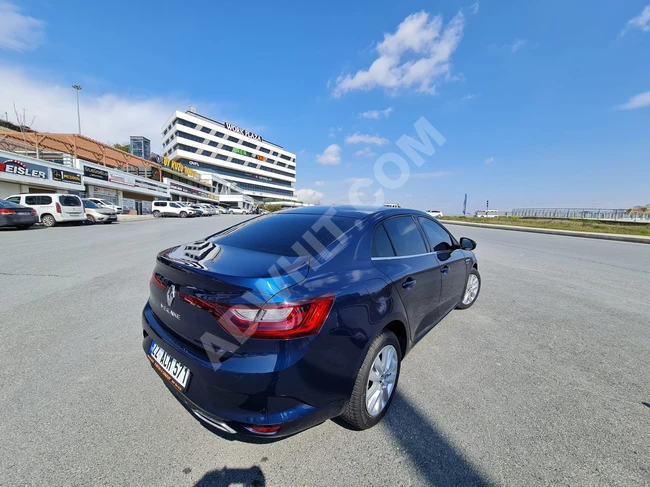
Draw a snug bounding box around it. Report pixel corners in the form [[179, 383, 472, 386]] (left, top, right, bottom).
[[163, 177, 221, 204], [77, 160, 169, 214], [0, 149, 85, 199]]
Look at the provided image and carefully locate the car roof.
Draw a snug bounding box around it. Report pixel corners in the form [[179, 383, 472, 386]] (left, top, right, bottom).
[[278, 205, 425, 220]]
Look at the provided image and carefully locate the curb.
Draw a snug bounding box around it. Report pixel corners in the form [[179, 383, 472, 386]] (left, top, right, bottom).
[[442, 220, 650, 245], [117, 215, 154, 222]]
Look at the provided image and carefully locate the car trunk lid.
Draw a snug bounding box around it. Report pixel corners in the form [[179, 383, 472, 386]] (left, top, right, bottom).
[[150, 240, 309, 360]]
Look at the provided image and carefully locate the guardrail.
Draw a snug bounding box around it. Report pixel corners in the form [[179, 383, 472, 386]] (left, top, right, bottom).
[[511, 208, 650, 223]]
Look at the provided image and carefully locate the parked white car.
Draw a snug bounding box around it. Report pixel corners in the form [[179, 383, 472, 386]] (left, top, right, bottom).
[[475, 210, 500, 218], [213, 205, 228, 214], [427, 210, 443, 218], [151, 201, 199, 218], [87, 198, 122, 214], [229, 207, 249, 215], [5, 193, 86, 227]]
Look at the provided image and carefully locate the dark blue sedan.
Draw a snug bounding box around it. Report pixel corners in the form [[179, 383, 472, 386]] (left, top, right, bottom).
[[142, 206, 480, 437]]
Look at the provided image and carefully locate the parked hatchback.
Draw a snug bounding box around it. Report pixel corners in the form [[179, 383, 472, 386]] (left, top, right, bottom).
[[142, 206, 480, 438], [5, 193, 86, 227]]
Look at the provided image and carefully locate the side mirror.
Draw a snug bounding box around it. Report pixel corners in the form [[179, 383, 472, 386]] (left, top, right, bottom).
[[459, 237, 476, 250]]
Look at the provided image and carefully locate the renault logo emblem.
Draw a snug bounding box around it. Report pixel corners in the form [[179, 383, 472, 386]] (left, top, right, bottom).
[[166, 285, 176, 307]]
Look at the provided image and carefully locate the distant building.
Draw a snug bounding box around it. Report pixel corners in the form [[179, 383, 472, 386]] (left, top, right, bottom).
[[161, 108, 296, 202], [130, 136, 151, 160]]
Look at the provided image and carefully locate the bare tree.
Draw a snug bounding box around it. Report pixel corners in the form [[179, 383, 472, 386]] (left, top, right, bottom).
[[12, 102, 36, 147]]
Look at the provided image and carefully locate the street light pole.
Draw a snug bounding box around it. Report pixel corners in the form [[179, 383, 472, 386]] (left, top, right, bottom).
[[72, 85, 83, 134]]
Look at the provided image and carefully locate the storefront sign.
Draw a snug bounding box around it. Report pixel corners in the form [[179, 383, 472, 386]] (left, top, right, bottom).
[[232, 147, 250, 157], [224, 122, 262, 142], [108, 172, 136, 187], [255, 154, 267, 162], [52, 168, 82, 184], [84, 165, 109, 181], [0, 158, 48, 179], [163, 157, 199, 179]]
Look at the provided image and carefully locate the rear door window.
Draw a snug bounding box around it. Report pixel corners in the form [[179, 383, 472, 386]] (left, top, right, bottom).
[[6, 197, 20, 204], [372, 224, 395, 258], [382, 216, 427, 257], [59, 195, 81, 206], [25, 196, 39, 205], [39, 196, 52, 205]]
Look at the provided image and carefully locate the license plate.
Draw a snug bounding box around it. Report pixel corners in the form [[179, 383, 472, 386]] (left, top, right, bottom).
[[148, 341, 191, 391]]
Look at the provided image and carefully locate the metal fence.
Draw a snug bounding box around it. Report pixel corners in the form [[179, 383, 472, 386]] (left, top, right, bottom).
[[511, 208, 650, 223]]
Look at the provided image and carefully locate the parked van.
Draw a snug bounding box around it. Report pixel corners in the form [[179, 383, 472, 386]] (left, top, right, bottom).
[[87, 198, 122, 214], [5, 193, 86, 227]]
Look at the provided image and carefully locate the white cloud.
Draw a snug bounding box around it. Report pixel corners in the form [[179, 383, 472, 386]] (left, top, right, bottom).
[[345, 133, 389, 145], [296, 188, 324, 204], [0, 66, 196, 151], [485, 156, 494, 164], [314, 180, 325, 187], [510, 39, 527, 52], [621, 5, 650, 36], [617, 91, 650, 110], [461, 93, 476, 101], [333, 10, 465, 97], [0, 1, 45, 51], [355, 146, 377, 157], [327, 126, 342, 138], [316, 144, 342, 165], [359, 107, 393, 119], [470, 2, 479, 15]]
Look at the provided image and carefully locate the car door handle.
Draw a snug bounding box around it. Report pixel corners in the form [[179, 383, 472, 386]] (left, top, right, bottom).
[[402, 278, 416, 289], [441, 265, 449, 275]]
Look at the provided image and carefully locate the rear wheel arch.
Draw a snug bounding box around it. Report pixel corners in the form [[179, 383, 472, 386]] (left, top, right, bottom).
[[384, 320, 408, 358]]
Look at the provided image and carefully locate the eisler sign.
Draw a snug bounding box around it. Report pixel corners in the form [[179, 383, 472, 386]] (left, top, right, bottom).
[[0, 158, 48, 179], [224, 122, 262, 142]]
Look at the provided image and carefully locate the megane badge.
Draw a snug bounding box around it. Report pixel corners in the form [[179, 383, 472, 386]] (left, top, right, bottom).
[[167, 285, 176, 307]]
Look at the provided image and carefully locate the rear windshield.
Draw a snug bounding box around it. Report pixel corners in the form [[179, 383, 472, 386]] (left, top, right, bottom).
[[0, 200, 23, 209], [211, 214, 358, 256], [59, 195, 81, 206], [83, 200, 99, 208]]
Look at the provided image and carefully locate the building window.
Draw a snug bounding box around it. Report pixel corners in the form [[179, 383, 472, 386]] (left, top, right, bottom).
[[280, 154, 291, 161], [227, 136, 239, 142], [215, 153, 228, 161], [176, 118, 197, 129], [215, 132, 224, 138], [177, 131, 205, 143], [221, 144, 233, 152], [259, 147, 270, 154], [272, 151, 278, 156], [242, 141, 257, 149], [208, 141, 219, 147], [231, 158, 244, 165], [202, 150, 212, 156]]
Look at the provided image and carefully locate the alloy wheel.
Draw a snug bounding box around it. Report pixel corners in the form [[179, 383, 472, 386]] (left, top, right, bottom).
[[462, 274, 480, 305], [366, 345, 398, 417]]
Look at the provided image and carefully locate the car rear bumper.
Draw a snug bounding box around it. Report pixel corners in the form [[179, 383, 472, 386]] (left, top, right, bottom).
[[0, 214, 39, 227], [141, 302, 346, 438]]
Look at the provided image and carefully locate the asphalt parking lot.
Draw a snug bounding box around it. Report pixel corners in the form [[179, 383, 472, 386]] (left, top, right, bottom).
[[1, 217, 649, 486]]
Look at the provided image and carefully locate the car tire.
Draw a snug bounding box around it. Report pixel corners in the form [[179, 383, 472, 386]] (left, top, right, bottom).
[[340, 330, 401, 430], [104, 221, 113, 224], [180, 211, 187, 218], [16, 224, 33, 230], [86, 215, 96, 225], [457, 268, 481, 309], [41, 214, 56, 227], [153, 211, 161, 219]]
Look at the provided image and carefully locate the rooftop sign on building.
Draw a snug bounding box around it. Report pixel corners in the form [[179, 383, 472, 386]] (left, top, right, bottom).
[[224, 122, 262, 142]]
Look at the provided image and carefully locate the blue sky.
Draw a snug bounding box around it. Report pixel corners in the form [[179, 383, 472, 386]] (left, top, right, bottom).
[[1, 0, 649, 212]]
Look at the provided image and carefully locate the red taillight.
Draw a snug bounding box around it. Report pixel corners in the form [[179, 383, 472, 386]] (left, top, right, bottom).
[[30, 209, 37, 216], [244, 425, 281, 435], [150, 273, 166, 290], [179, 293, 335, 340], [0, 209, 15, 215], [55, 202, 62, 213]]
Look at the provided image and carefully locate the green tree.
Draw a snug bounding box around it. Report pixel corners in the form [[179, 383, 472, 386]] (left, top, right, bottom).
[[113, 143, 131, 153]]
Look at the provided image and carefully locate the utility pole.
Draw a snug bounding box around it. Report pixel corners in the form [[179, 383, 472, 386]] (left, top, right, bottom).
[[486, 200, 489, 211], [72, 85, 83, 134]]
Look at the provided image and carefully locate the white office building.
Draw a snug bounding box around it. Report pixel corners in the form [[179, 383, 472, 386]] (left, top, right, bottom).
[[161, 108, 296, 202]]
